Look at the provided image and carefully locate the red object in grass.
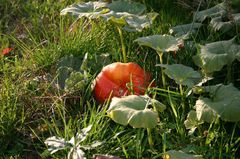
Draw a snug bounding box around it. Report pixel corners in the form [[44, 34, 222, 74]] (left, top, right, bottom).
[[93, 62, 154, 103], [2, 48, 13, 55]]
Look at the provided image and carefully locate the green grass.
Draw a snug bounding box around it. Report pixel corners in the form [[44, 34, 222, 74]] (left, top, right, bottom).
[[1, 0, 240, 158]]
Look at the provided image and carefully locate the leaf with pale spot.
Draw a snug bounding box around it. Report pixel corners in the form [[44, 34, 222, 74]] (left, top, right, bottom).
[[184, 110, 204, 134], [195, 98, 218, 123]]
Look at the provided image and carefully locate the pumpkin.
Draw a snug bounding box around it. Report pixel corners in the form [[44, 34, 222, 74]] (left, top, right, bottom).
[[93, 62, 154, 103]]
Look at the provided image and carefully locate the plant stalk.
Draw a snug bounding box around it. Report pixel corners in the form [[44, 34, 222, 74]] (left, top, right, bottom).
[[158, 52, 166, 88], [179, 84, 186, 112], [117, 26, 127, 63], [147, 128, 154, 150]]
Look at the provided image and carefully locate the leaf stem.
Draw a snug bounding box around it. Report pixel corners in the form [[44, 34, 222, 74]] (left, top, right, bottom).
[[147, 128, 154, 150], [158, 51, 166, 88], [117, 26, 127, 63]]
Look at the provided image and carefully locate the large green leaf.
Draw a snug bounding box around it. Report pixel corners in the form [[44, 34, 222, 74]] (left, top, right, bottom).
[[169, 23, 202, 38], [100, 11, 128, 25], [196, 84, 240, 122], [134, 35, 183, 53], [194, 2, 227, 22], [101, 11, 158, 32], [107, 0, 146, 15], [195, 98, 218, 123], [163, 150, 203, 159], [61, 0, 156, 32], [210, 13, 240, 33], [107, 95, 166, 128], [193, 38, 240, 73], [157, 64, 202, 87], [60, 1, 108, 19], [123, 13, 158, 32]]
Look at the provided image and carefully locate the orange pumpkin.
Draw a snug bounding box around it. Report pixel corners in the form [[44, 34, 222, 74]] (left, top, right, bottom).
[[93, 62, 154, 103]]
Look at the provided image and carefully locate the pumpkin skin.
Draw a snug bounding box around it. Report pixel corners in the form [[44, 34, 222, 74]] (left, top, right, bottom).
[[93, 62, 154, 103]]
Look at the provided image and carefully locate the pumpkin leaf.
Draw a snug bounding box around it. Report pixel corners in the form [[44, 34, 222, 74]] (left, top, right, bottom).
[[100, 11, 128, 25], [107, 0, 146, 15], [123, 12, 158, 32], [195, 98, 218, 123], [184, 110, 204, 134], [169, 23, 202, 38], [193, 38, 240, 74], [197, 84, 240, 122], [148, 98, 166, 112], [101, 11, 158, 32], [107, 95, 165, 128], [210, 13, 240, 33], [60, 1, 108, 19], [163, 150, 203, 159], [134, 34, 183, 53], [194, 2, 227, 22], [157, 64, 202, 87]]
